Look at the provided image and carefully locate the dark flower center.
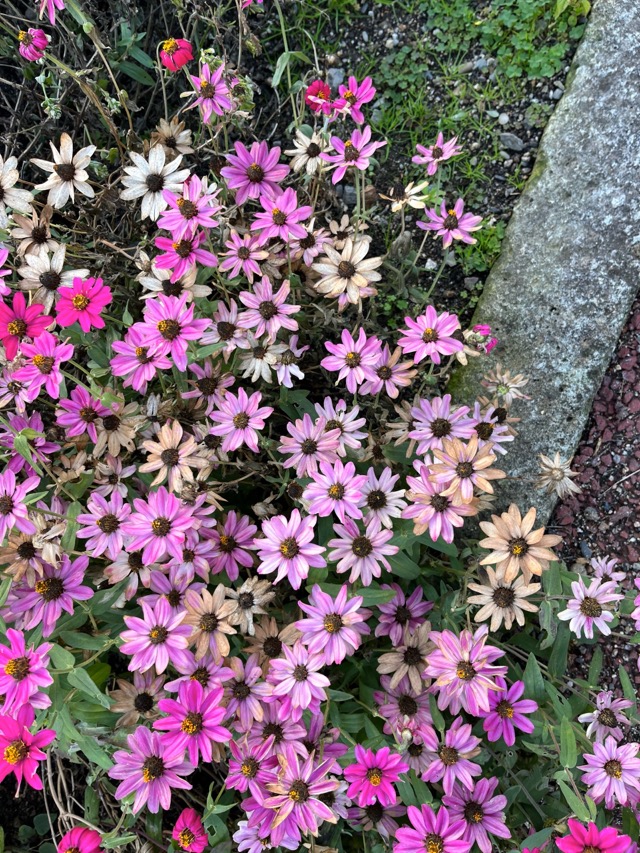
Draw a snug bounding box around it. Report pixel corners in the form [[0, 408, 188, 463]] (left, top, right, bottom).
[[205, 434, 222, 450], [328, 483, 345, 500], [493, 586, 515, 608], [173, 240, 193, 259], [232, 680, 251, 700], [134, 691, 154, 712], [5, 656, 30, 680], [196, 377, 218, 396], [142, 756, 165, 782], [280, 537, 300, 559], [149, 626, 168, 645], [326, 419, 343, 433], [157, 319, 182, 340], [79, 406, 98, 423], [199, 613, 219, 633], [439, 746, 458, 766], [475, 422, 494, 441], [7, 319, 27, 337], [35, 577, 64, 600], [443, 213, 459, 230], [237, 246, 251, 260], [323, 613, 343, 633], [300, 438, 318, 455], [102, 414, 121, 431], [604, 759, 622, 778], [31, 225, 48, 244], [238, 592, 255, 610], [455, 462, 474, 478], [288, 780, 310, 802], [366, 767, 383, 785], [288, 481, 304, 500], [377, 365, 392, 380], [167, 590, 182, 607], [128, 551, 143, 570], [177, 199, 198, 219], [200, 82, 217, 99], [463, 801, 484, 823], [598, 709, 618, 728], [0, 495, 14, 515], [432, 147, 444, 160], [151, 517, 171, 537], [241, 757, 259, 777], [181, 712, 203, 734], [258, 301, 278, 320], [421, 327, 438, 343], [247, 163, 265, 183], [425, 834, 444, 853], [292, 665, 309, 682], [40, 270, 61, 291], [338, 260, 356, 278], [233, 413, 250, 429], [408, 742, 424, 758], [580, 597, 603, 618], [398, 694, 418, 716], [508, 537, 528, 557], [97, 513, 120, 534], [352, 536, 373, 558], [217, 321, 237, 340], [218, 534, 237, 553], [17, 541, 37, 560], [307, 143, 321, 157], [456, 660, 476, 681], [431, 418, 452, 438], [54, 163, 76, 182], [160, 448, 181, 467], [494, 407, 508, 423], [496, 700, 514, 719], [162, 281, 183, 297], [146, 174, 164, 193], [430, 494, 450, 512], [263, 636, 283, 658], [272, 209, 287, 226], [263, 722, 284, 742], [366, 489, 387, 509], [344, 351, 361, 368], [404, 646, 423, 666], [191, 667, 210, 687], [33, 355, 55, 374], [395, 605, 411, 624], [343, 142, 360, 163]]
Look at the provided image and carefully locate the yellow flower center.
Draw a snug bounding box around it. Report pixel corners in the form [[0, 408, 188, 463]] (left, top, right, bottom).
[[162, 38, 179, 54], [366, 768, 382, 786], [178, 829, 195, 849], [3, 740, 28, 764], [72, 294, 90, 310]]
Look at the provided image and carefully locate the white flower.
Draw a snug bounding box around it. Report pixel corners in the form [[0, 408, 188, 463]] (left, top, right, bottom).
[[31, 133, 96, 209], [0, 155, 33, 227], [239, 337, 286, 383], [150, 117, 194, 158], [312, 236, 382, 304], [139, 263, 211, 302], [120, 145, 190, 221], [284, 129, 326, 175], [18, 244, 90, 312]]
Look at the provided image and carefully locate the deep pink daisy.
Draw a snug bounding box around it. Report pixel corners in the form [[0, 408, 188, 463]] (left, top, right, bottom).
[[344, 745, 409, 807], [296, 583, 370, 665], [138, 294, 210, 371], [555, 820, 633, 853], [481, 678, 537, 746], [154, 231, 218, 282], [120, 596, 192, 674], [0, 628, 52, 713], [238, 277, 299, 342], [56, 276, 112, 332], [0, 292, 49, 359], [251, 188, 313, 243], [278, 413, 341, 478], [13, 331, 74, 401], [412, 133, 462, 175], [302, 459, 366, 523], [256, 509, 326, 590], [393, 803, 471, 853], [321, 125, 386, 184], [189, 62, 232, 123], [209, 388, 273, 453], [321, 328, 382, 394], [0, 704, 56, 792], [418, 199, 482, 248], [172, 809, 208, 853], [121, 486, 195, 563], [220, 141, 290, 205], [442, 778, 510, 853], [155, 679, 230, 763]]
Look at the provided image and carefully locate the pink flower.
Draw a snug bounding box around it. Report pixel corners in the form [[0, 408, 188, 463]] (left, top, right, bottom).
[[555, 820, 633, 853], [344, 744, 409, 807], [578, 690, 633, 743], [0, 704, 56, 792], [56, 276, 112, 332], [305, 80, 333, 114], [394, 804, 471, 853], [296, 584, 370, 665], [313, 397, 367, 456], [18, 28, 49, 61], [256, 509, 326, 589], [268, 640, 329, 719], [321, 126, 386, 184], [398, 306, 463, 364], [0, 628, 52, 713], [208, 510, 257, 580], [154, 230, 218, 282], [321, 328, 382, 393], [412, 133, 462, 175], [238, 277, 299, 342], [189, 63, 232, 123], [443, 777, 510, 853], [579, 736, 640, 809], [209, 388, 273, 453], [76, 492, 132, 560], [481, 678, 537, 746], [251, 188, 313, 243], [360, 345, 417, 399], [13, 331, 74, 401], [220, 231, 268, 283], [56, 386, 109, 443], [303, 459, 366, 522], [418, 199, 482, 248], [38, 0, 65, 25], [155, 679, 230, 763], [375, 583, 432, 646], [0, 468, 39, 540], [227, 736, 279, 797], [160, 37, 193, 71], [139, 294, 210, 371], [409, 394, 475, 453], [109, 726, 193, 814], [220, 141, 290, 205], [172, 809, 208, 853], [157, 175, 221, 240], [328, 516, 398, 586], [422, 717, 481, 794], [110, 325, 173, 393], [56, 828, 102, 853], [403, 459, 477, 543], [335, 76, 376, 124], [120, 597, 192, 674], [278, 413, 340, 478], [558, 577, 622, 639], [225, 655, 272, 731], [121, 486, 195, 563]]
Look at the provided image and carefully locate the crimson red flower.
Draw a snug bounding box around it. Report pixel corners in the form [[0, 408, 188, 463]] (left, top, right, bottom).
[[160, 37, 193, 71], [305, 79, 332, 114]]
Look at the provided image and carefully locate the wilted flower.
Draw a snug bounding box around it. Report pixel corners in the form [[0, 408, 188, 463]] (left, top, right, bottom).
[[467, 567, 540, 631], [537, 451, 582, 498]]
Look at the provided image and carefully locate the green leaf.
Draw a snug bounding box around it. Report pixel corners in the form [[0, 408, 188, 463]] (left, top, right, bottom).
[[588, 646, 603, 686], [619, 664, 637, 704], [61, 501, 83, 551], [101, 836, 137, 849], [116, 60, 155, 86], [557, 778, 590, 821], [388, 550, 421, 580], [519, 827, 554, 849], [68, 668, 111, 709], [60, 631, 112, 651], [560, 717, 577, 768], [271, 51, 292, 88], [548, 622, 571, 678], [49, 644, 76, 671], [357, 587, 398, 606], [523, 653, 545, 704], [13, 434, 42, 474], [129, 45, 155, 68], [428, 694, 446, 733]]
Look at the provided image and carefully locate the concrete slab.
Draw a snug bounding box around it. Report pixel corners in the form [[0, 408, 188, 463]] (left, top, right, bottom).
[[448, 0, 640, 523]]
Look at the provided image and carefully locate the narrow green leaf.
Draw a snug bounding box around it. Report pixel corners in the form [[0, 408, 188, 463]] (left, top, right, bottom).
[[588, 646, 603, 686], [557, 779, 590, 821], [49, 644, 76, 671], [619, 664, 637, 704], [116, 60, 155, 86], [560, 717, 577, 768], [358, 587, 399, 606], [68, 668, 111, 709], [523, 653, 545, 704], [272, 51, 291, 88], [548, 623, 570, 678]]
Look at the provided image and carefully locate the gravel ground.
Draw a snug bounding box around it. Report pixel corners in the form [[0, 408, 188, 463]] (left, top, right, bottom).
[[550, 298, 640, 690]]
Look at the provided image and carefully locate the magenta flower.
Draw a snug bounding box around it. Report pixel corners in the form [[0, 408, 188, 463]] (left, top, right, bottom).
[[0, 469, 39, 540], [220, 141, 290, 205], [278, 414, 340, 478], [160, 37, 193, 71], [418, 199, 482, 249], [321, 328, 382, 394], [268, 640, 329, 719], [56, 276, 112, 332], [335, 76, 376, 124], [403, 459, 477, 543], [424, 626, 508, 716], [189, 62, 232, 123], [409, 394, 475, 453], [110, 325, 172, 393], [120, 597, 192, 674], [481, 678, 537, 746], [121, 486, 195, 563], [421, 717, 482, 794], [199, 298, 249, 361], [14, 331, 74, 401], [579, 736, 640, 809], [375, 583, 432, 646], [296, 584, 370, 665], [220, 231, 268, 283], [76, 492, 131, 560], [558, 577, 622, 639], [0, 412, 59, 477], [38, 0, 65, 25], [208, 510, 257, 580], [375, 674, 435, 741], [0, 704, 56, 792], [556, 820, 633, 853], [56, 827, 102, 853], [578, 690, 633, 743], [209, 388, 273, 453], [154, 231, 218, 282], [18, 28, 49, 61], [155, 679, 230, 763], [412, 133, 462, 175], [398, 306, 463, 365], [256, 509, 326, 589], [443, 778, 510, 853], [328, 516, 398, 586], [321, 126, 387, 184], [246, 700, 307, 759], [172, 809, 207, 853], [345, 745, 409, 807], [0, 292, 48, 360], [184, 360, 234, 415], [10, 555, 93, 637], [56, 386, 109, 443], [109, 726, 193, 813], [139, 294, 210, 371], [227, 736, 279, 797], [158, 175, 221, 240], [303, 459, 366, 522], [263, 744, 339, 844], [238, 277, 299, 342], [393, 804, 471, 853], [251, 188, 313, 243], [0, 628, 52, 713]]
